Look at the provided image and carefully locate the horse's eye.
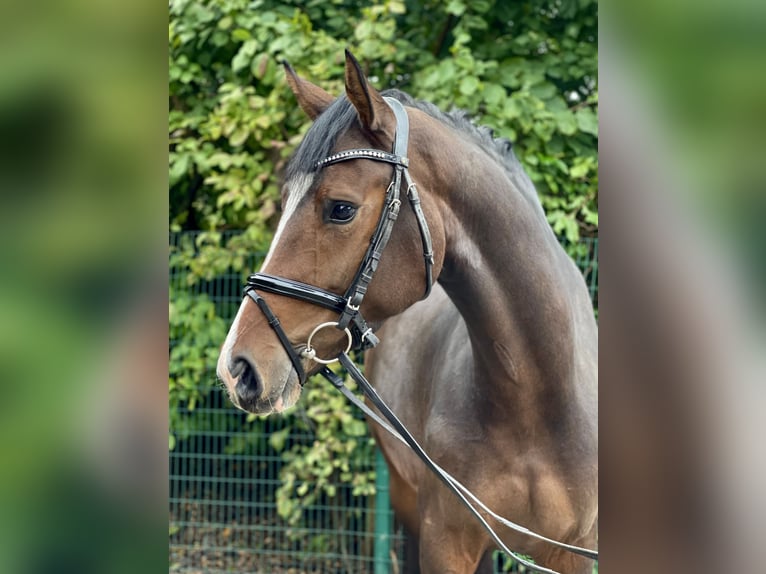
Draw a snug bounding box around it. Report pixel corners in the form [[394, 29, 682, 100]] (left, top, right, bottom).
[[327, 202, 358, 224]]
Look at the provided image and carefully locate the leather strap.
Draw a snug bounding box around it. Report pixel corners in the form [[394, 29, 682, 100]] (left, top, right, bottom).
[[244, 288, 307, 385], [246, 273, 379, 350], [404, 169, 434, 298], [338, 97, 411, 328], [247, 273, 346, 312], [315, 149, 409, 169]]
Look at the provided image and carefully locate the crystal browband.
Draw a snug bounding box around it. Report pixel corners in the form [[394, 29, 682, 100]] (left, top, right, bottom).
[[315, 149, 409, 170]]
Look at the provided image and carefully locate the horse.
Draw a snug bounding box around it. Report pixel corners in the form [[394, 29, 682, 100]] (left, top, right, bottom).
[[217, 50, 598, 574]]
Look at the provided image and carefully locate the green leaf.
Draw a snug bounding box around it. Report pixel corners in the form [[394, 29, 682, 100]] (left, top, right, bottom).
[[445, 0, 466, 16], [269, 427, 291, 452], [530, 82, 556, 101], [345, 419, 367, 437], [169, 154, 190, 183], [459, 76, 479, 96], [389, 0, 406, 14], [231, 28, 251, 42], [503, 97, 521, 119], [553, 109, 578, 136], [576, 108, 598, 136], [355, 20, 373, 41], [229, 127, 249, 147], [483, 84, 506, 106], [570, 161, 590, 179], [232, 40, 257, 73]]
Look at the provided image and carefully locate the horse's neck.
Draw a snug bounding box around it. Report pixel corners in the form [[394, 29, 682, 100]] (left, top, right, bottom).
[[426, 132, 589, 414]]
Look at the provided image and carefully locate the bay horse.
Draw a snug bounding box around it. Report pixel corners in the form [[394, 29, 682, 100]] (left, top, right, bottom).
[[217, 51, 597, 574]]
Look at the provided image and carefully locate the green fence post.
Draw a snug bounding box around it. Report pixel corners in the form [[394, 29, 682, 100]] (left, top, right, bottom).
[[374, 447, 392, 574]]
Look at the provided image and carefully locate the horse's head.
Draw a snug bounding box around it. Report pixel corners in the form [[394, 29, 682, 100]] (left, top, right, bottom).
[[217, 51, 445, 414]]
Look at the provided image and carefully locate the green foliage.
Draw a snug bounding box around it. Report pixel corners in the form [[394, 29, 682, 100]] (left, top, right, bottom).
[[169, 0, 597, 535], [169, 228, 268, 285], [170, 0, 598, 240], [168, 230, 269, 451], [273, 372, 376, 528], [168, 286, 227, 446]]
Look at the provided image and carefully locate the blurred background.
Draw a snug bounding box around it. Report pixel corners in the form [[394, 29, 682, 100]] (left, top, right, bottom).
[[0, 0, 167, 572], [0, 0, 763, 572], [600, 2, 766, 572]]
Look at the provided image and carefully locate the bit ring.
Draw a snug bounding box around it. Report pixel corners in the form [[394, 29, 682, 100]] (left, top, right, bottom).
[[300, 321, 353, 365]]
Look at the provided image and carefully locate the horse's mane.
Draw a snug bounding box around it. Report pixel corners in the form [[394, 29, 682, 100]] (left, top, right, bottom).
[[285, 88, 543, 212], [385, 89, 516, 166]]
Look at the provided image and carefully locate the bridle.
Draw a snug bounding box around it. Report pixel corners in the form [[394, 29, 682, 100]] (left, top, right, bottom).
[[244, 96, 433, 385], [239, 96, 598, 572]]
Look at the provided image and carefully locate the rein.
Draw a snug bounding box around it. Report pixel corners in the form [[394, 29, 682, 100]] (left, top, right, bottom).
[[242, 97, 597, 572]]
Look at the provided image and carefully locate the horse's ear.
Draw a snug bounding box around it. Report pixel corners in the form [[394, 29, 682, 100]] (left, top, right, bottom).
[[283, 61, 334, 120], [344, 49, 395, 141]]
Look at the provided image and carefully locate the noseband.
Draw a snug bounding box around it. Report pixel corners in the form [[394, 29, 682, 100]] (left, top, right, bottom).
[[243, 97, 434, 385]]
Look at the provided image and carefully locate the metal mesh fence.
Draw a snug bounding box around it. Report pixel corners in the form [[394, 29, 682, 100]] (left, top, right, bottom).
[[169, 231, 598, 573]]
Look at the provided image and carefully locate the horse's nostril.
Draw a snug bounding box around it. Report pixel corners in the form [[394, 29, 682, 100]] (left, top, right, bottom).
[[232, 357, 263, 403], [229, 358, 246, 379]]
